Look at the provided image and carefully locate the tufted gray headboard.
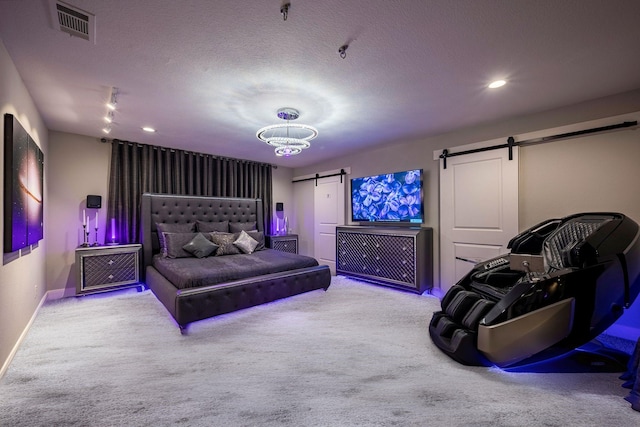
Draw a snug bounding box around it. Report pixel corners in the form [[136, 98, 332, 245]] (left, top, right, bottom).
[[140, 193, 264, 270]]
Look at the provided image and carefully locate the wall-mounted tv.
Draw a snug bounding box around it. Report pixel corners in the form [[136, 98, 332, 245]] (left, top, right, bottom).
[[351, 169, 423, 224]]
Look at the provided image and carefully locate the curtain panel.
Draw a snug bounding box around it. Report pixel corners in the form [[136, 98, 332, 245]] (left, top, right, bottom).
[[106, 141, 273, 244]]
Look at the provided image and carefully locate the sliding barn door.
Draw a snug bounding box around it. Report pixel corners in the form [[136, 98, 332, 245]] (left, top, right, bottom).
[[313, 175, 345, 274], [439, 147, 519, 294]]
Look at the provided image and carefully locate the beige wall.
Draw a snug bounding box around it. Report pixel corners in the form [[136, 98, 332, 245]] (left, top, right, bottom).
[[293, 90, 640, 340], [46, 132, 111, 296], [519, 115, 640, 340], [290, 139, 442, 283], [4, 31, 640, 373], [0, 40, 49, 375], [519, 121, 640, 226], [45, 132, 296, 296], [271, 166, 294, 235]]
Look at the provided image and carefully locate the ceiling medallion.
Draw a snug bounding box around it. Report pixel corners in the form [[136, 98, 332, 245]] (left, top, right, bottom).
[[256, 108, 318, 157]]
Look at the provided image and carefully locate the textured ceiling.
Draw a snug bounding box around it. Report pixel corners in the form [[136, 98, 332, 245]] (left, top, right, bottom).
[[2, 0, 640, 167]]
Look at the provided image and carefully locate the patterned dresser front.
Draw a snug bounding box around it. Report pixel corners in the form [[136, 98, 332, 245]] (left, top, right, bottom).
[[336, 226, 432, 293]]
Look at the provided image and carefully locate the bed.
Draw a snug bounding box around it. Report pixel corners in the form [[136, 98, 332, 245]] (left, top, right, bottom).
[[141, 193, 331, 332]]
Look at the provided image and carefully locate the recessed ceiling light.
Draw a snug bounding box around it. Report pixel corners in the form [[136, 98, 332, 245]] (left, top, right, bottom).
[[142, 127, 156, 133], [488, 79, 506, 89]]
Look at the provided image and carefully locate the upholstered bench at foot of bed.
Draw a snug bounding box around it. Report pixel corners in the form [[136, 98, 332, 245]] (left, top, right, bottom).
[[146, 264, 331, 333]]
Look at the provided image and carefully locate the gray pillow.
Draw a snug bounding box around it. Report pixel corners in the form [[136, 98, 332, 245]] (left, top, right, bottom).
[[164, 232, 201, 258], [245, 231, 265, 251], [233, 230, 259, 254], [229, 221, 257, 233], [157, 222, 195, 255], [182, 232, 219, 258], [209, 232, 241, 256], [196, 220, 229, 233]]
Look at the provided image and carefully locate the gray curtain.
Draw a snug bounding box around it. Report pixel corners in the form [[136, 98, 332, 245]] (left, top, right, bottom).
[[106, 140, 273, 244]]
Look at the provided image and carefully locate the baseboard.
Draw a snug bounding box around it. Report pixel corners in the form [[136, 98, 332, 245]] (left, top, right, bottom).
[[46, 288, 67, 301], [0, 291, 48, 379]]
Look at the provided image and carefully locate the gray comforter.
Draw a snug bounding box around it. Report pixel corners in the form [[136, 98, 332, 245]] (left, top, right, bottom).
[[152, 248, 320, 289]]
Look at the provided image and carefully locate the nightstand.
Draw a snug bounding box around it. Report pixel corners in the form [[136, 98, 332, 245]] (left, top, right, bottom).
[[266, 234, 298, 254], [75, 244, 142, 295]]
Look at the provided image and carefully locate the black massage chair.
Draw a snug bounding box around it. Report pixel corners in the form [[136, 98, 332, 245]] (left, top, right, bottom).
[[430, 213, 640, 370]]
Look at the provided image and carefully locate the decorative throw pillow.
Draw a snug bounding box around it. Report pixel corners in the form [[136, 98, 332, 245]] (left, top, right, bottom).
[[164, 232, 202, 258], [245, 231, 265, 251], [229, 221, 257, 233], [157, 222, 195, 256], [196, 220, 229, 233], [209, 232, 241, 256], [233, 230, 259, 254], [182, 232, 219, 258]]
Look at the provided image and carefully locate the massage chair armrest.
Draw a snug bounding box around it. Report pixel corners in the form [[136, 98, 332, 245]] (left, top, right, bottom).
[[508, 218, 562, 254]]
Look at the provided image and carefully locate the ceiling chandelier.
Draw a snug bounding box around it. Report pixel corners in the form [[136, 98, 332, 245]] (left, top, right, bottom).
[[256, 108, 318, 157]]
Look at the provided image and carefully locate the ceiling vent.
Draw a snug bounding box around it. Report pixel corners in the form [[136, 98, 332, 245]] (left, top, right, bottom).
[[50, 0, 95, 43]]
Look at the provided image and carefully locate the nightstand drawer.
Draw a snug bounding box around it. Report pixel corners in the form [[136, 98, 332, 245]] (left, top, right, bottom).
[[76, 244, 141, 295], [266, 234, 298, 254], [83, 251, 137, 272], [272, 239, 297, 253], [82, 256, 137, 287]]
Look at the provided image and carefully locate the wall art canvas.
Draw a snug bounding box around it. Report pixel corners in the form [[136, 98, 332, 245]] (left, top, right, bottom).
[[3, 114, 44, 253]]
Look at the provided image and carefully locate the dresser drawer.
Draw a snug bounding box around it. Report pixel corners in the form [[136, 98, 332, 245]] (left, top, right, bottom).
[[336, 227, 433, 293]]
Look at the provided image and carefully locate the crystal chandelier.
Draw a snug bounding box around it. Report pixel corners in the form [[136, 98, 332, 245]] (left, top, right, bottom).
[[256, 108, 318, 157]]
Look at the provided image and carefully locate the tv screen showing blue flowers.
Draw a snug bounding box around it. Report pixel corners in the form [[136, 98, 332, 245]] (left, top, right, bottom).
[[351, 169, 423, 223]]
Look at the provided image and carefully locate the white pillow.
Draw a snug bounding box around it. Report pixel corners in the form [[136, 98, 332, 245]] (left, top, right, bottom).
[[233, 230, 259, 254]]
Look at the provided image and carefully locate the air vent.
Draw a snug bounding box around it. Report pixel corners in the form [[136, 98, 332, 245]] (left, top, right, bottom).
[[50, 0, 95, 43]]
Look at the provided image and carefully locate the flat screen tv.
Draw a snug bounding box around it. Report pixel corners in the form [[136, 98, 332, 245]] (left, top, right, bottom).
[[351, 169, 423, 224]]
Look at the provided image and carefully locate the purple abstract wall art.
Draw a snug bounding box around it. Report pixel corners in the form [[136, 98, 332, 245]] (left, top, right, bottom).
[[3, 114, 44, 253]]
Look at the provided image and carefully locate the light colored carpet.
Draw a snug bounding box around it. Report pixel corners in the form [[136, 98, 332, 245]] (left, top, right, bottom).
[[1, 276, 638, 426]]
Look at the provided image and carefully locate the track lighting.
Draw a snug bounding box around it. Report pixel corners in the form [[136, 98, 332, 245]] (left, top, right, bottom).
[[101, 86, 118, 135], [338, 44, 348, 59], [280, 2, 290, 21], [106, 87, 118, 110]]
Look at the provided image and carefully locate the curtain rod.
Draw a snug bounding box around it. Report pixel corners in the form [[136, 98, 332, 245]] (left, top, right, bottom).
[[439, 120, 637, 169], [292, 169, 346, 186], [100, 137, 277, 169]]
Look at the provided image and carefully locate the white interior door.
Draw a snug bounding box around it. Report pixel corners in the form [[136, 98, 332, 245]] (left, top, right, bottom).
[[314, 175, 345, 274], [439, 146, 519, 294]]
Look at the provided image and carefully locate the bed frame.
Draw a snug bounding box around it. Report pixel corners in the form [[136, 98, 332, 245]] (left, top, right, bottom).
[[141, 193, 331, 332]]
